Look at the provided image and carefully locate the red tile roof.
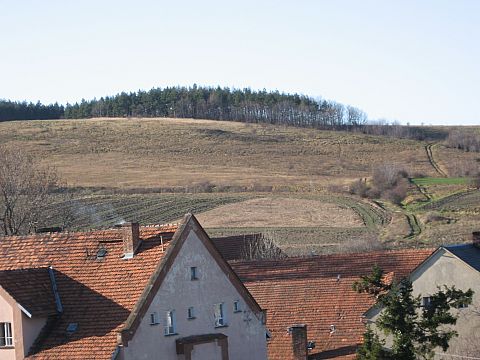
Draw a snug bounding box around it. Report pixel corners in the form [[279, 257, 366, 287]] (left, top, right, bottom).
[[0, 224, 178, 359], [231, 249, 434, 360]]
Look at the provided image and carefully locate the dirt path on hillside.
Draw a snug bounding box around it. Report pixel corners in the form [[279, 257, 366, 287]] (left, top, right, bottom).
[[425, 143, 448, 177]]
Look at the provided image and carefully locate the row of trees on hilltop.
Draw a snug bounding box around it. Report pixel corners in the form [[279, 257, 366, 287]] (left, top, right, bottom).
[[0, 100, 64, 121], [63, 86, 368, 128]]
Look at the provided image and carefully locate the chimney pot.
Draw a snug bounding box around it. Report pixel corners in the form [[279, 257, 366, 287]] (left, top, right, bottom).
[[121, 222, 140, 259], [473, 232, 480, 248], [289, 324, 308, 360]]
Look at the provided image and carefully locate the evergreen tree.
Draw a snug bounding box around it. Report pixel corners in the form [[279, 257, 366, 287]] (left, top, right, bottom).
[[353, 266, 474, 360]]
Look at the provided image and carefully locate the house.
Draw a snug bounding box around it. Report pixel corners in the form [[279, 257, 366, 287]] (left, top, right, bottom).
[[365, 232, 480, 358], [231, 248, 433, 359], [0, 214, 268, 360]]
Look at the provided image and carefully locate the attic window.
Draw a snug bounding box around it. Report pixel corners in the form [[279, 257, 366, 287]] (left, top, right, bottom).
[[150, 312, 159, 325], [0, 322, 13, 347], [190, 267, 198, 280], [187, 307, 195, 320], [233, 300, 241, 313], [164, 310, 177, 336], [214, 303, 227, 327]]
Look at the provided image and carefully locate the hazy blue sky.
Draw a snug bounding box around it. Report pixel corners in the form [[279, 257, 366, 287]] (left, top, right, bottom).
[[1, 0, 479, 125]]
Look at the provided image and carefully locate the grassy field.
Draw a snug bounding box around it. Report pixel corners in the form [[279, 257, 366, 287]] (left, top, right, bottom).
[[0, 117, 440, 191], [1, 117, 479, 254], [411, 177, 471, 186]]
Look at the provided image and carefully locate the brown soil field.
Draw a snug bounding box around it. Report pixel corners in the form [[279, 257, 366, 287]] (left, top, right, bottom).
[[195, 197, 364, 228], [0, 117, 445, 191]]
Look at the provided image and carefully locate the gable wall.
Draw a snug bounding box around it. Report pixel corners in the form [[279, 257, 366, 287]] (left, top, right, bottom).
[[368, 249, 480, 357], [123, 230, 267, 360], [410, 248, 480, 357]]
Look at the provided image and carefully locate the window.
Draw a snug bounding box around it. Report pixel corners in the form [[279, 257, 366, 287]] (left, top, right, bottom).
[[0, 322, 13, 347], [190, 267, 198, 280], [457, 302, 468, 309], [233, 300, 241, 313], [187, 307, 195, 319], [422, 297, 432, 308], [150, 312, 159, 325], [164, 310, 176, 335], [214, 303, 226, 327]]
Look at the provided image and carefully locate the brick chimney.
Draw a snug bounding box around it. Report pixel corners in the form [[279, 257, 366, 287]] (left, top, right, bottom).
[[119, 222, 140, 259], [289, 324, 308, 360], [473, 232, 480, 248]]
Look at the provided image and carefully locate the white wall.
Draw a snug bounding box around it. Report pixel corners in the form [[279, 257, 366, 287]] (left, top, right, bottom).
[[123, 230, 267, 360]]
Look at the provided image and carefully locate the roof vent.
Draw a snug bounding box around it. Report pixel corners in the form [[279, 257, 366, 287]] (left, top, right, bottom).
[[66, 323, 78, 334]]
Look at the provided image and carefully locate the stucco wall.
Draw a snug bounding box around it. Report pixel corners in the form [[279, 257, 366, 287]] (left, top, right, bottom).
[[21, 314, 46, 356], [368, 249, 480, 358], [0, 290, 16, 360], [410, 249, 480, 358], [191, 341, 222, 360], [123, 230, 267, 360]]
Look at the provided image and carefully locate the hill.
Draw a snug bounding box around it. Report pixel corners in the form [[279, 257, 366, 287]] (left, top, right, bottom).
[[0, 117, 478, 254]]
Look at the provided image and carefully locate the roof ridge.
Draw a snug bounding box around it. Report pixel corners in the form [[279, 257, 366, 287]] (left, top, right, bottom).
[[0, 223, 179, 241]]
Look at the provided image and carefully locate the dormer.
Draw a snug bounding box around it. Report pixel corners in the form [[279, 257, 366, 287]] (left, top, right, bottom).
[[0, 267, 61, 359]]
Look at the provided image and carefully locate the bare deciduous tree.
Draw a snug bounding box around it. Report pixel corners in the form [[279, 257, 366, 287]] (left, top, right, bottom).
[[0, 145, 61, 235], [241, 231, 286, 260]]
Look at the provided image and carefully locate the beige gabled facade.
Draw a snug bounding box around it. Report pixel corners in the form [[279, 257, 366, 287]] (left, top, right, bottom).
[[366, 239, 480, 358], [117, 215, 268, 360]]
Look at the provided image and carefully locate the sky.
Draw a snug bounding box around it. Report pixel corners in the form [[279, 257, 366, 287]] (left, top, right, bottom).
[[1, 0, 479, 125]]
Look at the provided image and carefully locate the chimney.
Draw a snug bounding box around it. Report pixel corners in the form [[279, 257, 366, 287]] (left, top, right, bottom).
[[119, 222, 140, 259], [473, 232, 480, 248], [289, 324, 308, 360]]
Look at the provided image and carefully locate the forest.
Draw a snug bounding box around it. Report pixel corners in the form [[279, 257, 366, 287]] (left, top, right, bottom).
[[0, 85, 367, 128], [0, 100, 64, 121]]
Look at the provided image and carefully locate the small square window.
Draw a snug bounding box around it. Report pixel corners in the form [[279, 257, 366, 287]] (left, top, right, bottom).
[[233, 300, 241, 313], [422, 297, 432, 308], [164, 310, 177, 335], [150, 312, 159, 325], [190, 267, 198, 280], [188, 307, 195, 319], [0, 322, 13, 347]]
